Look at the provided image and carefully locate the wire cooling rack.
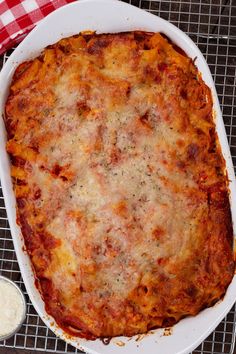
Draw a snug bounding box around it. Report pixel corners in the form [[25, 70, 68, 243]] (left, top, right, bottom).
[[0, 0, 236, 353]]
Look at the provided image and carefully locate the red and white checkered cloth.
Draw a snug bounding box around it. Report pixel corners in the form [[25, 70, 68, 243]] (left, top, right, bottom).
[[0, 0, 76, 55]]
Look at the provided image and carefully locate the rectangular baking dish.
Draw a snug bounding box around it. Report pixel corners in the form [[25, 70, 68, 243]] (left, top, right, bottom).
[[0, 1, 235, 354]]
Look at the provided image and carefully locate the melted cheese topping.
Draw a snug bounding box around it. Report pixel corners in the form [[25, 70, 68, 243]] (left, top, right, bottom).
[[5, 32, 234, 339]]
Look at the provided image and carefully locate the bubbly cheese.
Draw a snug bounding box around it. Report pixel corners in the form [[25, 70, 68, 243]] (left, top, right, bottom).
[[6, 32, 234, 339]]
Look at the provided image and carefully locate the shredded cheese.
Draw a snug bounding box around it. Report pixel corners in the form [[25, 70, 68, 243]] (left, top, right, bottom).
[[0, 279, 24, 337]]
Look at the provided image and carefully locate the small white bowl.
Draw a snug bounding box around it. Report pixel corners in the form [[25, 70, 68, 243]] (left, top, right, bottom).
[[0, 275, 27, 341]]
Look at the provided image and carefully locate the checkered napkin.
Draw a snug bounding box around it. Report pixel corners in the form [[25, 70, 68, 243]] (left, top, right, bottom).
[[0, 0, 76, 55]]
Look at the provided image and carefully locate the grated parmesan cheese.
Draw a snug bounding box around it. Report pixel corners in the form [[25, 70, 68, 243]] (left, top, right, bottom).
[[0, 279, 25, 337]]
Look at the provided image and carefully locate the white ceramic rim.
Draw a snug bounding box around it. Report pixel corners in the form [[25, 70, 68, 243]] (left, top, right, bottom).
[[0, 1, 235, 354]]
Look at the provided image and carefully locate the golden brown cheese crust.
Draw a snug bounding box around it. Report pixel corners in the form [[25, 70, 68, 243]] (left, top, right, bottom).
[[5, 32, 234, 339]]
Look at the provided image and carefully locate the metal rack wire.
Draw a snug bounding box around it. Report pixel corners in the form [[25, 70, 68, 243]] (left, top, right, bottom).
[[0, 0, 235, 353]]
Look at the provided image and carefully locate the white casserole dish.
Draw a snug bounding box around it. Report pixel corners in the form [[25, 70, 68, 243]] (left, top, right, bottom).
[[0, 1, 235, 353]]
